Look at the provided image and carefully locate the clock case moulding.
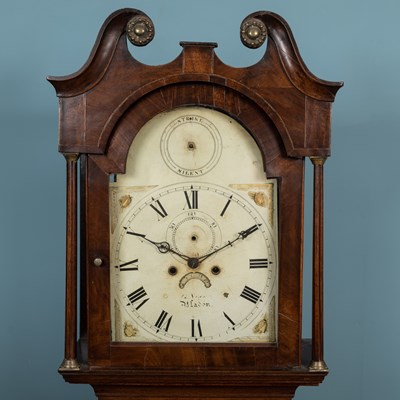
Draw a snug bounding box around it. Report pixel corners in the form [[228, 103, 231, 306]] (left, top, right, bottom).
[[48, 8, 343, 400]]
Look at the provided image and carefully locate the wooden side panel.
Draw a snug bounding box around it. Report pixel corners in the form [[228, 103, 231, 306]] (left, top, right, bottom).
[[85, 157, 112, 366], [305, 99, 332, 154], [59, 96, 86, 152]]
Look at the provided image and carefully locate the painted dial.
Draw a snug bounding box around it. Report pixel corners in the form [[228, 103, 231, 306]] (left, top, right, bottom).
[[111, 182, 277, 342]]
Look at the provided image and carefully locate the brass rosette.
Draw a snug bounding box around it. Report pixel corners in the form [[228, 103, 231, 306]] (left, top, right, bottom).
[[240, 17, 267, 49], [126, 15, 155, 46]]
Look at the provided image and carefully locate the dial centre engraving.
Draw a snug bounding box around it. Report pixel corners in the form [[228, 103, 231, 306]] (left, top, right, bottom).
[[167, 211, 222, 262]]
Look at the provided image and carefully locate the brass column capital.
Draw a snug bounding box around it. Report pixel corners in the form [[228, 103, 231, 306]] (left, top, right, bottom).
[[309, 156, 327, 166], [63, 153, 80, 163]]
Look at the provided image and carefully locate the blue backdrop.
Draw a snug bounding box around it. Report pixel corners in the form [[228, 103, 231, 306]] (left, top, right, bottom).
[[1, 1, 399, 399]]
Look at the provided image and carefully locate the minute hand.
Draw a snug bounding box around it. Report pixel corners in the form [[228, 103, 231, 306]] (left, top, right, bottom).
[[197, 224, 261, 263]]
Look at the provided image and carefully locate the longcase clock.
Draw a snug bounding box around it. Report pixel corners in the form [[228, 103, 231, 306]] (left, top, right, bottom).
[[48, 8, 342, 400]]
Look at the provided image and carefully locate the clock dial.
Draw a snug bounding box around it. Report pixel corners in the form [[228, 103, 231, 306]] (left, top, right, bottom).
[[111, 183, 277, 342], [110, 106, 279, 344]]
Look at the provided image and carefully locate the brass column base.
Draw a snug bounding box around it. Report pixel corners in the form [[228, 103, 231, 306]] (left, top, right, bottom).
[[309, 360, 329, 372], [59, 358, 80, 371]]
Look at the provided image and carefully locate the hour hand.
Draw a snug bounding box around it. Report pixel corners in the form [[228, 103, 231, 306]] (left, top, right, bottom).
[[126, 230, 189, 260]]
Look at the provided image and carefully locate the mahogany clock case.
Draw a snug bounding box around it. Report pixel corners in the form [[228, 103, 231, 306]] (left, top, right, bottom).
[[48, 8, 342, 400]]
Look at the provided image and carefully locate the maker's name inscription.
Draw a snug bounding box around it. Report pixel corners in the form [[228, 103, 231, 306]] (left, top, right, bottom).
[[180, 294, 211, 308]]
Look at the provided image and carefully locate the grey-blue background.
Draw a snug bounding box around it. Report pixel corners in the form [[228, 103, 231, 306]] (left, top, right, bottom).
[[1, 1, 399, 399]]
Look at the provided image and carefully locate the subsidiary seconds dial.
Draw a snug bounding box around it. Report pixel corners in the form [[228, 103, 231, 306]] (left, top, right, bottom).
[[111, 183, 277, 343]]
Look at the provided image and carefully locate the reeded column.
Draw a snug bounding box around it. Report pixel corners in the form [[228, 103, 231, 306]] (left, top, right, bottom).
[[309, 157, 328, 372], [59, 153, 80, 371]]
